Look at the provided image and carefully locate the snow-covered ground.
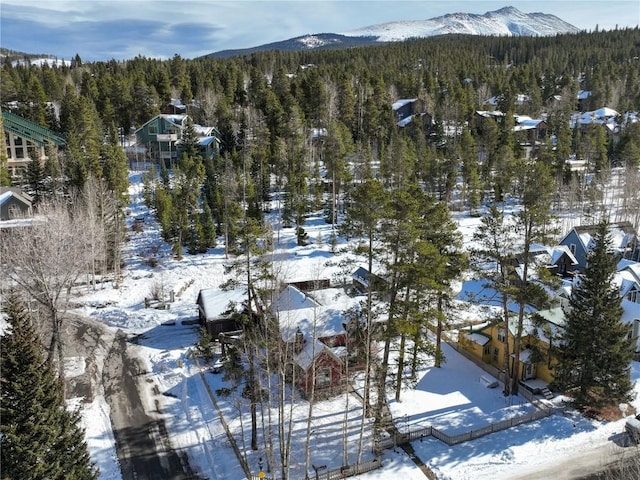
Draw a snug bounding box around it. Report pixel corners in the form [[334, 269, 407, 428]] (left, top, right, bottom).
[[60, 169, 640, 480]]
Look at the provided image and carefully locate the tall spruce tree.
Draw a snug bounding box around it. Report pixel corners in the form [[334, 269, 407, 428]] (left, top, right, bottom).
[[1, 291, 98, 480], [553, 221, 635, 409]]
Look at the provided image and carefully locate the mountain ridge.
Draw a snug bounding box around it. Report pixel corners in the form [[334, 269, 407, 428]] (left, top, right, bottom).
[[203, 6, 580, 59]]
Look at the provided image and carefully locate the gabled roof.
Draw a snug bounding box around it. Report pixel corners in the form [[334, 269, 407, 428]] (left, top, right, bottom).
[[196, 287, 246, 320], [0, 188, 32, 211], [508, 307, 566, 344], [135, 114, 188, 134], [1, 110, 65, 146], [294, 338, 342, 371], [392, 98, 418, 111], [467, 332, 491, 346], [270, 285, 320, 312], [513, 244, 578, 280], [622, 262, 640, 283], [271, 287, 361, 342], [561, 222, 638, 252], [550, 245, 579, 266]]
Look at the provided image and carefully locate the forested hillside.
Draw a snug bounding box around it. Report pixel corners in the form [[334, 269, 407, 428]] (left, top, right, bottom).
[[2, 29, 640, 478], [2, 29, 640, 245]]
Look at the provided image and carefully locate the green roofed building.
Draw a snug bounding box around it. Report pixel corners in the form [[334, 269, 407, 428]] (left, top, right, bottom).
[[1, 110, 65, 180]]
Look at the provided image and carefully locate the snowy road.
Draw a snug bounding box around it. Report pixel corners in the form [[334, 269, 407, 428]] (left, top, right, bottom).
[[102, 329, 189, 479]]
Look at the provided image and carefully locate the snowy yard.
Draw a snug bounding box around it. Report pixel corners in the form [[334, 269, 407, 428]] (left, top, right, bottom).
[[63, 170, 640, 480]]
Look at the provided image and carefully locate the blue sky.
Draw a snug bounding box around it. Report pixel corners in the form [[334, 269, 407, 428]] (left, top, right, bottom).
[[1, 1, 639, 62]]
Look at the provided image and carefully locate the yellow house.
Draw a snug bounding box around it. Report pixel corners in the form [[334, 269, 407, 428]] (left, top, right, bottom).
[[459, 307, 566, 388]]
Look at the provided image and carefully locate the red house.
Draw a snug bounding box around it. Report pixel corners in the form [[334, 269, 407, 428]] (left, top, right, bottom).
[[292, 332, 345, 399]]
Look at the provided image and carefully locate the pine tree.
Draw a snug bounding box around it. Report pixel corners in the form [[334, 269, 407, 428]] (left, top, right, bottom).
[[553, 221, 635, 410], [101, 122, 130, 203], [1, 291, 98, 480], [25, 154, 45, 206]]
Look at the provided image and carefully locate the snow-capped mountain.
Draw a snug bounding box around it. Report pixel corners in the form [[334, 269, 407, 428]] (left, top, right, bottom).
[[343, 6, 579, 41], [204, 6, 579, 58]]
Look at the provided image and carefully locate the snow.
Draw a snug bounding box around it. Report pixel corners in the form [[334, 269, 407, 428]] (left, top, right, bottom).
[[342, 7, 579, 41], [45, 169, 640, 480]]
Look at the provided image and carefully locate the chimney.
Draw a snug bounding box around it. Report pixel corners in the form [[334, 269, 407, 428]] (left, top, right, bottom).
[[294, 328, 304, 354]]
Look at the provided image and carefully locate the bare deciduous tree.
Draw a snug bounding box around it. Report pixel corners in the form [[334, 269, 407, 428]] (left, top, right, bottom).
[[1, 198, 88, 378]]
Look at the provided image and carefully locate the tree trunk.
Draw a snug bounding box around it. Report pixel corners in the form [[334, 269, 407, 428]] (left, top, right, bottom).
[[395, 333, 406, 402]]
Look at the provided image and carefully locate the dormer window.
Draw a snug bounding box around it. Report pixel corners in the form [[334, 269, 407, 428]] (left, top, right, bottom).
[[497, 329, 506, 343]]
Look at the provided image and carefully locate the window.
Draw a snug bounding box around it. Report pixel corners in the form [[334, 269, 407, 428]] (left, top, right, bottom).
[[497, 329, 506, 343], [569, 243, 576, 255], [316, 367, 331, 387], [149, 124, 157, 135], [9, 205, 22, 219], [492, 347, 499, 363], [483, 345, 490, 356]]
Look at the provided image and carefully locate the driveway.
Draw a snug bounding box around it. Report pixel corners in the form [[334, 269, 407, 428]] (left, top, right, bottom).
[[63, 314, 201, 480]]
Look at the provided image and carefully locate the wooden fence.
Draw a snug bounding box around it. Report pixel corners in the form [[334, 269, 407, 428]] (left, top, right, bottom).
[[249, 456, 383, 480], [376, 406, 552, 451]]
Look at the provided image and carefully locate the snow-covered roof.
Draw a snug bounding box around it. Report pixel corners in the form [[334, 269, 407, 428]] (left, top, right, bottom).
[[550, 245, 578, 266], [467, 332, 490, 346], [571, 222, 640, 254], [592, 107, 618, 118], [294, 338, 341, 371], [622, 299, 640, 326], [271, 285, 320, 312], [196, 287, 246, 320], [577, 90, 591, 100], [272, 287, 360, 342], [484, 94, 530, 106], [513, 117, 545, 131], [397, 115, 414, 127], [193, 124, 214, 136], [392, 98, 417, 111], [507, 307, 566, 343], [0, 191, 12, 206], [614, 267, 640, 297], [475, 110, 505, 118], [622, 262, 640, 283], [0, 189, 32, 208], [198, 136, 218, 146], [165, 114, 187, 125]]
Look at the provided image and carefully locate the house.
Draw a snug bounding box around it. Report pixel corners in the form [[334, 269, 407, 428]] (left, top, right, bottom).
[[577, 90, 592, 111], [1, 110, 65, 180], [513, 115, 548, 158], [484, 93, 531, 107], [459, 307, 566, 390], [293, 333, 345, 400], [616, 261, 640, 304], [558, 222, 639, 272], [557, 261, 640, 352], [510, 244, 579, 285], [269, 285, 367, 398], [0, 187, 32, 220], [352, 267, 388, 294], [196, 287, 247, 339], [392, 98, 425, 125], [392, 98, 432, 132], [615, 262, 640, 353], [473, 110, 547, 158], [134, 114, 221, 166], [163, 98, 187, 114]]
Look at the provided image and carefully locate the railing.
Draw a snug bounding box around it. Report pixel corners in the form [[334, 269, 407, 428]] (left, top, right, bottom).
[[248, 457, 383, 480], [375, 406, 553, 451]]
